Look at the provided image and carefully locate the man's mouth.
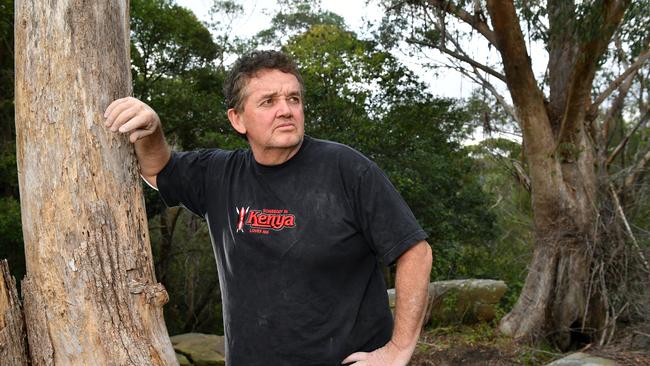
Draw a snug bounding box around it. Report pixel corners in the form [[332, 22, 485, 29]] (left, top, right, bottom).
[[275, 122, 295, 130]]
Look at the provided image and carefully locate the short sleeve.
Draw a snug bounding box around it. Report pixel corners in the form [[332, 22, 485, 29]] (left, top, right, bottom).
[[157, 150, 218, 217], [354, 163, 428, 265]]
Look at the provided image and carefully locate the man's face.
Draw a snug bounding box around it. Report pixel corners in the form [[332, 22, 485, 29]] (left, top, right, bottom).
[[228, 69, 305, 157]]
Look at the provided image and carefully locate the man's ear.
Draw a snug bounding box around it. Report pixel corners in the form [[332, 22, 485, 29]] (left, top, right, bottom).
[[227, 108, 247, 135]]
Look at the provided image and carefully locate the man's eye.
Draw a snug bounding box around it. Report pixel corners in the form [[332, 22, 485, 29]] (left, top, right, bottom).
[[261, 99, 274, 106], [288, 96, 301, 104]]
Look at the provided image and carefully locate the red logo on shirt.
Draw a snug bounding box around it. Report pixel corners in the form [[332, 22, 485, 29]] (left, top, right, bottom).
[[234, 207, 296, 234], [235, 207, 249, 232]]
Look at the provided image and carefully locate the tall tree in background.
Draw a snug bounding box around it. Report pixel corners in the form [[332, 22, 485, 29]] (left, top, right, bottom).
[[14, 0, 176, 363], [381, 0, 649, 347]]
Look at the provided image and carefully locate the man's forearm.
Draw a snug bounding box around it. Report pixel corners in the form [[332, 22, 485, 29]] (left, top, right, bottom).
[[134, 127, 171, 184], [391, 240, 432, 353]]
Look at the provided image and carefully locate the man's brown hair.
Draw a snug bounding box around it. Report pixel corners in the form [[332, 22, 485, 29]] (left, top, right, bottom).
[[223, 50, 305, 111]]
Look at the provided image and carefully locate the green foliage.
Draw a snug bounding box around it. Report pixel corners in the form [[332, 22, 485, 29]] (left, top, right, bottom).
[[255, 0, 345, 46], [130, 0, 218, 99], [149, 211, 223, 335], [206, 1, 248, 65], [0, 197, 24, 281], [0, 0, 21, 281]]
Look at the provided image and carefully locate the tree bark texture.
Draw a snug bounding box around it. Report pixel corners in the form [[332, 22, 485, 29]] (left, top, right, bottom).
[[0, 260, 28, 366], [14, 1, 177, 365]]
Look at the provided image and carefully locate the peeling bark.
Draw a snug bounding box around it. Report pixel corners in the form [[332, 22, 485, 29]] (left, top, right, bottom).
[[0, 260, 28, 366], [14, 1, 176, 364]]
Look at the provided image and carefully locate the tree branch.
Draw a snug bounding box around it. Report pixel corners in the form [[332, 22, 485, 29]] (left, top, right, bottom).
[[485, 0, 552, 158], [424, 0, 498, 47], [556, 0, 631, 144], [624, 148, 650, 192], [473, 70, 517, 120], [457, 65, 518, 121], [609, 183, 650, 273], [599, 71, 637, 150], [590, 48, 650, 117], [407, 38, 507, 82], [606, 108, 649, 166]]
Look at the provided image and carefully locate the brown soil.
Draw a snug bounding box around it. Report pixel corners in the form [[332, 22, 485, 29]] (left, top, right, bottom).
[[408, 324, 650, 366]]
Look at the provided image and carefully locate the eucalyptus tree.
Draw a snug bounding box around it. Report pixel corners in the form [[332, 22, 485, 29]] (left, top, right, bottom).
[[13, 0, 176, 363], [380, 0, 650, 348]]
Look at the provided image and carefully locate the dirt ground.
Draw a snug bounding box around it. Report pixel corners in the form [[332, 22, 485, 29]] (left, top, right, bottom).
[[408, 324, 650, 366]]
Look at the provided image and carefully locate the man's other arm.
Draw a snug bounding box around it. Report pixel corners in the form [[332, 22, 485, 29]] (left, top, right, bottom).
[[343, 240, 432, 365], [104, 97, 171, 189]]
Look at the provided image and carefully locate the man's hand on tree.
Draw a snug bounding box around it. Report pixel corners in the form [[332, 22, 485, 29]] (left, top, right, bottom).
[[342, 340, 414, 366], [104, 97, 161, 143]]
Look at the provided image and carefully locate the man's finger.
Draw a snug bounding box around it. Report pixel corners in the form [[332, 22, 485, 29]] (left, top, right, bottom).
[[103, 97, 129, 121], [120, 114, 149, 134], [105, 99, 135, 129], [342, 352, 367, 364], [112, 106, 140, 132]]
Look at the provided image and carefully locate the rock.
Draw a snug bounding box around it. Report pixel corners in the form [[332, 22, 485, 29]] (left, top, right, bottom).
[[170, 333, 226, 366], [177, 353, 192, 366], [545, 352, 618, 366], [388, 279, 507, 326]]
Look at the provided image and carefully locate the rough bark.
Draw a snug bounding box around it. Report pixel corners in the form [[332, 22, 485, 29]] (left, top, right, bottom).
[[14, 1, 177, 364], [0, 260, 28, 366]]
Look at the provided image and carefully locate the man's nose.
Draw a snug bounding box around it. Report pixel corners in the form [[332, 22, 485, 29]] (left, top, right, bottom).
[[275, 98, 293, 118]]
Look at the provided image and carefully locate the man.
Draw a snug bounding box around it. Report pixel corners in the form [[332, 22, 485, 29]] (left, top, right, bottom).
[[104, 50, 432, 366]]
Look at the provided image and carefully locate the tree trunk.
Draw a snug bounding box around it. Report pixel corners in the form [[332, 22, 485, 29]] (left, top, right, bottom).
[[0, 260, 28, 366], [498, 124, 603, 349], [14, 1, 176, 364], [485, 0, 607, 349]]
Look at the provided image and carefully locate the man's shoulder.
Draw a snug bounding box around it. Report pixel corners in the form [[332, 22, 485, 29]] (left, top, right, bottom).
[[307, 137, 373, 168], [173, 147, 246, 162]]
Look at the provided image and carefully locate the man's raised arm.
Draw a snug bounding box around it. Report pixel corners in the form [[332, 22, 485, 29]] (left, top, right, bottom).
[[104, 97, 171, 189]]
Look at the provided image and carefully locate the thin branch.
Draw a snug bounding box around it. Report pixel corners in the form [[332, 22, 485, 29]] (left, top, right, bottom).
[[600, 70, 637, 150], [590, 48, 650, 116], [609, 183, 650, 273], [455, 64, 518, 122], [489, 153, 531, 192], [606, 109, 650, 166], [623, 148, 650, 192], [425, 0, 498, 47], [407, 38, 507, 82], [470, 67, 517, 120]]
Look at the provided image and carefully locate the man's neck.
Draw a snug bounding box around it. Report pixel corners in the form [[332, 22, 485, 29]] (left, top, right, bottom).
[[251, 140, 304, 166]]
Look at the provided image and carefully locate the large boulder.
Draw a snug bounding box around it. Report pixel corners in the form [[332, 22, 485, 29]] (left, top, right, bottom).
[[545, 352, 618, 366], [388, 279, 507, 326], [170, 333, 226, 366]]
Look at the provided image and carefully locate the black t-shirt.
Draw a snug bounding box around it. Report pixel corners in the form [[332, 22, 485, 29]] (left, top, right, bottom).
[[157, 136, 427, 366]]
